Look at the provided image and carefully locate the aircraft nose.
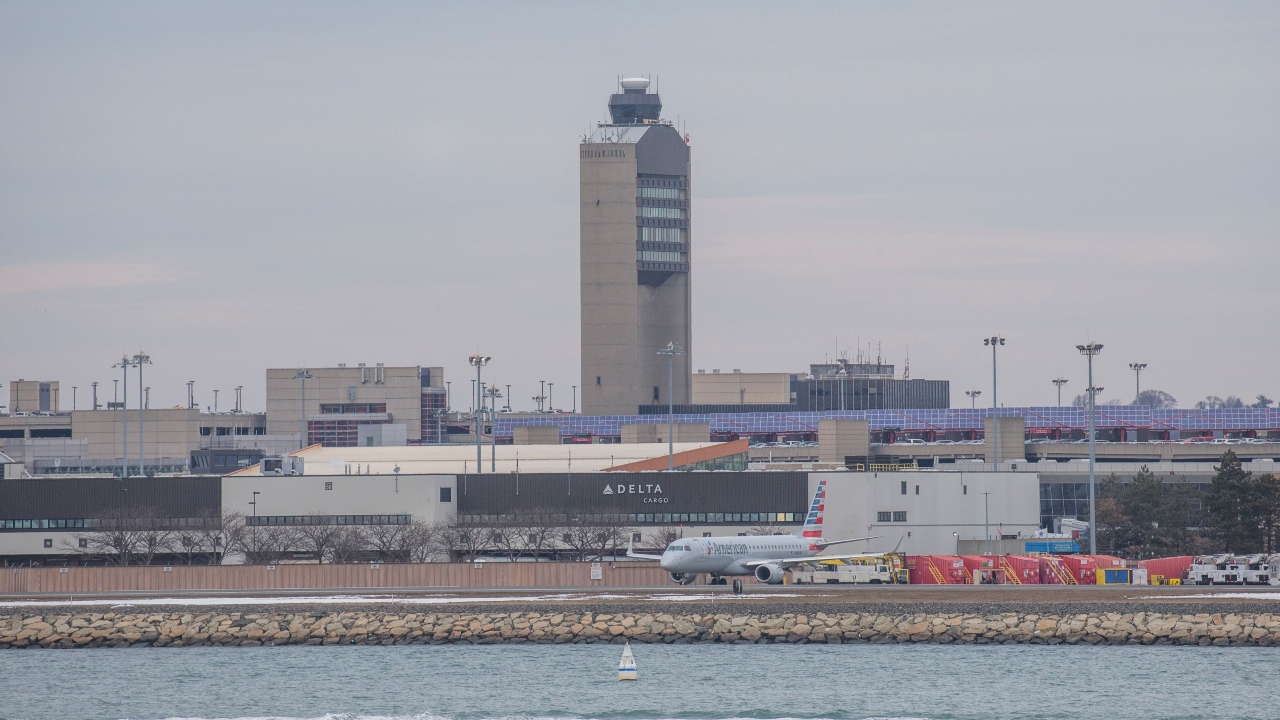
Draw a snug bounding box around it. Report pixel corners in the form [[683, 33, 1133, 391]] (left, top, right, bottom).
[[659, 555, 674, 571]]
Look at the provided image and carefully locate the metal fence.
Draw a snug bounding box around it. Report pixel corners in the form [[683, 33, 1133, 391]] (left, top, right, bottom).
[[0, 561, 670, 595]]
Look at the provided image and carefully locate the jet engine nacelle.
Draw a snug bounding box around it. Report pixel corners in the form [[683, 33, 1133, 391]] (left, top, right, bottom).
[[669, 572, 696, 585], [754, 563, 786, 584]]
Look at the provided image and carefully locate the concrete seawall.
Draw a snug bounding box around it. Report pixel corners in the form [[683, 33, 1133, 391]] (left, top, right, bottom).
[[5, 609, 1280, 648]]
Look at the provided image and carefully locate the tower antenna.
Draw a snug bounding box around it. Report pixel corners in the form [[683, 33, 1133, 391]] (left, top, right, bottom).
[[904, 346, 910, 380]]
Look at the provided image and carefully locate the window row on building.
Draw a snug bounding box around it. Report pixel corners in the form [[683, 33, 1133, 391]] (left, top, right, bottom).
[[246, 514, 413, 527], [639, 226, 686, 243], [638, 206, 685, 219], [875, 511, 909, 523], [0, 517, 217, 531], [458, 511, 800, 526]]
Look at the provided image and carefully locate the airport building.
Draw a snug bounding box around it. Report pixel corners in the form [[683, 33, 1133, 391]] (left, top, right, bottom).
[[580, 78, 693, 416], [265, 364, 447, 447]]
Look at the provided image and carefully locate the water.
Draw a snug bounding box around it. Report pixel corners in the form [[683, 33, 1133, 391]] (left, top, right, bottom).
[[1, 643, 1277, 720]]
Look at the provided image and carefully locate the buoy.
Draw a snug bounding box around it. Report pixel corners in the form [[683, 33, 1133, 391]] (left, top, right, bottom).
[[618, 641, 638, 681]]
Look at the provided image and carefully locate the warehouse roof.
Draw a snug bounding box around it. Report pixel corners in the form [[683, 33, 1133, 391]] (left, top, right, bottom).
[[229, 441, 733, 476]]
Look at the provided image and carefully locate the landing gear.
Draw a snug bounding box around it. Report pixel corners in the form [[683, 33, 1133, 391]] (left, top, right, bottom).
[[709, 575, 728, 585], [732, 579, 743, 594]]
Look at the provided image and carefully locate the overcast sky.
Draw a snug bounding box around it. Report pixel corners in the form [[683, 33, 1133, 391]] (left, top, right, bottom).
[[2, 2, 1276, 413]]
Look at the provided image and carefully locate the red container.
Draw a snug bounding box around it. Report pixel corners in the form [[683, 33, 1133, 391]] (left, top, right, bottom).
[[1056, 555, 1099, 584], [905, 555, 968, 584], [1088, 555, 1128, 569], [1001, 555, 1042, 585], [1139, 556, 1194, 584], [960, 555, 1000, 584]]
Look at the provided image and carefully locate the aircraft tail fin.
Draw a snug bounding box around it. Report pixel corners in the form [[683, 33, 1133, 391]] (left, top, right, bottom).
[[795, 476, 827, 539]]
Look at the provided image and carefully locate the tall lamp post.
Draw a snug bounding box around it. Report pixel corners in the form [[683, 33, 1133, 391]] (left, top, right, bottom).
[[133, 352, 151, 475], [1052, 378, 1068, 407], [469, 354, 490, 473], [250, 491, 261, 561], [983, 336, 1005, 466], [113, 356, 132, 477], [1129, 363, 1147, 404], [293, 369, 314, 450], [657, 342, 684, 471], [965, 390, 982, 409], [1077, 342, 1104, 554]]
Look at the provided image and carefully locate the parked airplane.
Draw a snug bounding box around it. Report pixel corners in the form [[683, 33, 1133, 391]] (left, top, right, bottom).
[[627, 477, 879, 593]]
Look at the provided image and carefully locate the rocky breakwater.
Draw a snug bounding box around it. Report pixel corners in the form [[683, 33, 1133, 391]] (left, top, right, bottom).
[[4, 610, 1280, 648]]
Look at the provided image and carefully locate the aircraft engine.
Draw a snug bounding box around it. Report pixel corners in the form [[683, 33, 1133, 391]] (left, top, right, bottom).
[[754, 564, 786, 584], [669, 572, 695, 585]]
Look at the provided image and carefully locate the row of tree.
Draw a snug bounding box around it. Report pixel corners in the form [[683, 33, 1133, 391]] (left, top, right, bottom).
[[1071, 390, 1273, 410], [1095, 451, 1280, 557], [68, 510, 702, 566]]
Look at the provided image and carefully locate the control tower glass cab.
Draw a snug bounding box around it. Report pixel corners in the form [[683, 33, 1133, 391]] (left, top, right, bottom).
[[580, 77, 693, 416]]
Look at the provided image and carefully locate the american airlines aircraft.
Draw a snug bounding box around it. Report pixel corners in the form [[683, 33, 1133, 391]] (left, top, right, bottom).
[[627, 477, 878, 593]]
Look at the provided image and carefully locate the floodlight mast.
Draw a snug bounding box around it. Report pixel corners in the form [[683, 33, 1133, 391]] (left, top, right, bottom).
[[469, 354, 491, 473], [1129, 363, 1147, 404], [656, 342, 685, 471], [983, 336, 1005, 466], [1052, 378, 1068, 407], [1077, 342, 1104, 554]]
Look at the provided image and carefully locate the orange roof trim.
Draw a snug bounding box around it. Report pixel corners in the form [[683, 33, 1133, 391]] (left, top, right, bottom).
[[605, 438, 748, 472]]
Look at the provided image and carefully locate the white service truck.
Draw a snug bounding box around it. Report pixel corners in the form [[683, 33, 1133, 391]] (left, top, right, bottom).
[[789, 562, 895, 585]]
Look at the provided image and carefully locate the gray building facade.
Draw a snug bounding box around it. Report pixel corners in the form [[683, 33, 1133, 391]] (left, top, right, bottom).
[[580, 78, 693, 416]]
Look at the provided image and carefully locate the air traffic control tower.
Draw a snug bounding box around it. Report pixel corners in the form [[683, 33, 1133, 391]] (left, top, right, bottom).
[[580, 77, 692, 416]]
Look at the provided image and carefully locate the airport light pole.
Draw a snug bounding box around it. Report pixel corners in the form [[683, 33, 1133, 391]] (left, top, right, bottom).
[[657, 342, 684, 471], [983, 336, 1004, 466], [571, 385, 577, 414], [1052, 378, 1068, 407], [548, 383, 554, 413], [113, 356, 132, 477], [92, 381, 99, 410], [250, 491, 260, 561], [965, 390, 981, 409], [1077, 342, 1103, 554], [293, 369, 313, 450], [469, 354, 490, 473], [71, 386, 77, 411], [1129, 363, 1146, 404], [133, 352, 151, 477], [982, 491, 992, 555]]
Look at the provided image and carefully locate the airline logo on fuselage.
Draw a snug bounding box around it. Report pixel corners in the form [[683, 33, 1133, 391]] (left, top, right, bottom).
[[709, 542, 748, 555]]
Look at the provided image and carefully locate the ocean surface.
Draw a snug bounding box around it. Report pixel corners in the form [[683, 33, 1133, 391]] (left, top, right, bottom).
[[1, 643, 1277, 720]]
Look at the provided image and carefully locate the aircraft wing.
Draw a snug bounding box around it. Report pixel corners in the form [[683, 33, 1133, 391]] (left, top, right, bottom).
[[626, 537, 665, 561], [743, 552, 891, 568], [813, 535, 878, 549]]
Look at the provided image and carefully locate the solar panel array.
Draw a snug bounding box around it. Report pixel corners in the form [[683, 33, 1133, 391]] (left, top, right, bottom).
[[495, 407, 1280, 438]]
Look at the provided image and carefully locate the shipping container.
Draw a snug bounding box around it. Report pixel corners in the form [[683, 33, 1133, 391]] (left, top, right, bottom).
[[906, 555, 968, 584], [1001, 555, 1042, 585], [1040, 555, 1079, 585], [1087, 555, 1128, 569], [1138, 556, 1194, 584], [1056, 555, 1099, 584], [1096, 568, 1132, 585], [959, 555, 1002, 584]]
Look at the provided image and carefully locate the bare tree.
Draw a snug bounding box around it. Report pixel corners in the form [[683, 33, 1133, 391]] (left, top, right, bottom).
[[437, 517, 492, 561], [294, 518, 343, 563], [488, 523, 527, 562], [365, 521, 418, 562], [238, 525, 298, 565], [518, 512, 562, 562], [404, 520, 440, 563], [646, 525, 681, 552], [197, 511, 247, 565], [328, 526, 369, 563], [172, 531, 204, 565], [563, 514, 634, 561], [748, 518, 787, 536], [68, 506, 167, 566]]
